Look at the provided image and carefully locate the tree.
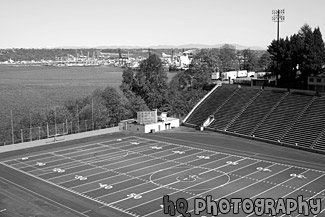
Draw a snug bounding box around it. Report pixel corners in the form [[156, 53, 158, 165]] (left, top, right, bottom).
[[218, 44, 237, 72], [311, 27, 325, 74], [101, 87, 132, 124], [182, 49, 220, 89], [268, 37, 296, 86], [242, 49, 258, 72], [267, 23, 325, 89], [122, 54, 169, 110], [257, 52, 271, 72]]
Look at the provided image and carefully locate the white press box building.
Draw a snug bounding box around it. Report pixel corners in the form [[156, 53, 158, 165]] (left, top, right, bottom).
[[118, 110, 179, 133]]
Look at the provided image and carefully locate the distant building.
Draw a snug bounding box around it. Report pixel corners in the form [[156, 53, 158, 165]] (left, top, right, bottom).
[[222, 70, 249, 80], [118, 110, 179, 133], [161, 49, 196, 70], [308, 75, 325, 92]]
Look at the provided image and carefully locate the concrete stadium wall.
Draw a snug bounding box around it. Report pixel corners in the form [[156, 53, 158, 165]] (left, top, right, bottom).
[[0, 127, 120, 153]]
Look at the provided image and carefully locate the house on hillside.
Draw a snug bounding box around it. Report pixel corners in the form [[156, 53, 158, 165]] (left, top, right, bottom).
[[308, 74, 325, 93]]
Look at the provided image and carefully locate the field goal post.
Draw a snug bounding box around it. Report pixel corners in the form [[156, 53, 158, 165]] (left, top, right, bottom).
[[46, 119, 69, 142]]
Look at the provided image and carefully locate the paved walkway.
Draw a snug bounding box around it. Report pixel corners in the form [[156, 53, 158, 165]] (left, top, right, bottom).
[[0, 127, 119, 153]]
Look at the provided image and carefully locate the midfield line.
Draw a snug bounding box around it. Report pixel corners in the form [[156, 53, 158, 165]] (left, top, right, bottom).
[[91, 152, 231, 197], [72, 149, 211, 191]]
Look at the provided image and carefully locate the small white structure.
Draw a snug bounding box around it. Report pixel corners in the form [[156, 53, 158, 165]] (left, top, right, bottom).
[[222, 70, 249, 80], [119, 110, 179, 133]]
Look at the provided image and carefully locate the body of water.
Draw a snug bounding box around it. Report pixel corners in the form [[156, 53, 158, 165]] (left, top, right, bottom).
[[0, 65, 124, 128], [0, 65, 177, 129]]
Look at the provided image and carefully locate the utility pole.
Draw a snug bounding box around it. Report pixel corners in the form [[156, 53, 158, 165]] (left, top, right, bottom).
[[10, 110, 14, 144], [272, 9, 285, 86]]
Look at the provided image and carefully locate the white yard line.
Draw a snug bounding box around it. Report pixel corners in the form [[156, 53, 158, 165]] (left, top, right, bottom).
[[56, 146, 194, 185], [72, 149, 211, 190], [139, 136, 325, 174], [244, 169, 312, 217], [3, 136, 325, 217], [49, 145, 184, 182], [2, 136, 135, 164], [93, 154, 236, 199], [28, 142, 169, 176], [134, 160, 262, 215], [278, 179, 325, 217], [79, 149, 212, 193], [17, 140, 159, 171]]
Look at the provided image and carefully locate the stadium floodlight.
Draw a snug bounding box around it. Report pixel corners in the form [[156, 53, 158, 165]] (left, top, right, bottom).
[[272, 9, 285, 86]]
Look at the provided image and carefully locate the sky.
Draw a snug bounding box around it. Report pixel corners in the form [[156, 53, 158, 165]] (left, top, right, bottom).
[[1, 0, 325, 49]]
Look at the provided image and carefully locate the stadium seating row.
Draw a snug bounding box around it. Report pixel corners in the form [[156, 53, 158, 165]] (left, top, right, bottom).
[[184, 85, 325, 154]]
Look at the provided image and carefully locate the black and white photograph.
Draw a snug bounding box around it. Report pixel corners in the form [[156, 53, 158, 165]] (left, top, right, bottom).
[[0, 0, 324, 216]]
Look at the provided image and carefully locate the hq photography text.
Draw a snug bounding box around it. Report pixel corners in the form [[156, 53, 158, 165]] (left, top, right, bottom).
[[162, 195, 322, 217]]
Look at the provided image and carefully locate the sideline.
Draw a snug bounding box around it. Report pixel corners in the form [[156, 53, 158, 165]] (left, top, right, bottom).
[[0, 177, 90, 217]]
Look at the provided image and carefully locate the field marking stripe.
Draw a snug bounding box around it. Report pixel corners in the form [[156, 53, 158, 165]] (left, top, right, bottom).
[[0, 161, 140, 217], [12, 156, 68, 168], [244, 169, 312, 217], [286, 190, 325, 217], [95, 153, 244, 198], [95, 156, 248, 202], [32, 148, 148, 176], [0, 176, 90, 217], [73, 149, 211, 191], [144, 163, 288, 216], [1, 136, 135, 164], [91, 152, 232, 197], [13, 159, 49, 172], [49, 146, 185, 182], [60, 139, 153, 159], [184, 166, 307, 217], [313, 197, 325, 217], [138, 135, 325, 173], [129, 160, 262, 213], [31, 144, 158, 174], [182, 165, 294, 216], [276, 176, 325, 217], [108, 180, 181, 206], [32, 142, 171, 177], [16, 140, 158, 171], [57, 146, 199, 185]]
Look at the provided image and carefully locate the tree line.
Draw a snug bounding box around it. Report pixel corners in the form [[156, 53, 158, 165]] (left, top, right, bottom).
[[267, 24, 325, 89]]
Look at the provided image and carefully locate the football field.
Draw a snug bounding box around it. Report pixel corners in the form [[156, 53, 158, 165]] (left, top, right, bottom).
[[1, 135, 325, 217]]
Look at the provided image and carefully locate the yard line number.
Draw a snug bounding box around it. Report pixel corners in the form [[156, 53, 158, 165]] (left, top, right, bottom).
[[99, 183, 113, 189], [53, 168, 65, 173], [36, 162, 46, 166], [75, 175, 87, 180], [127, 193, 142, 199]]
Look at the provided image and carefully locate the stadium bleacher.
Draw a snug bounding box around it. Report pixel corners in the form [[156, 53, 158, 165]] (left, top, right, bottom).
[[281, 96, 325, 149], [186, 85, 238, 126], [208, 87, 260, 130], [227, 90, 287, 135], [183, 84, 325, 154], [254, 93, 314, 142]]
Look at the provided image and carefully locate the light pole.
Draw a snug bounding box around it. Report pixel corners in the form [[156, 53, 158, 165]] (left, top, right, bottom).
[[272, 9, 285, 86]]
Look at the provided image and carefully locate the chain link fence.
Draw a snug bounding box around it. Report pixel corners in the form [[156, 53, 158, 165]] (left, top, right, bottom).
[[0, 103, 120, 146]]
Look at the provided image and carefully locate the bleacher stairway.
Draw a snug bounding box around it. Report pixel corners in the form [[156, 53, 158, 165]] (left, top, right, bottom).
[[183, 84, 325, 154]]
